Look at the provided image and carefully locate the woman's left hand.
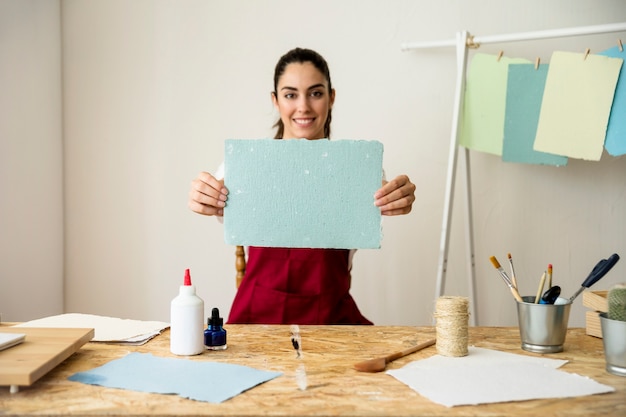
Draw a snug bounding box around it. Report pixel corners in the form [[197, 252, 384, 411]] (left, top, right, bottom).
[[374, 175, 416, 216]]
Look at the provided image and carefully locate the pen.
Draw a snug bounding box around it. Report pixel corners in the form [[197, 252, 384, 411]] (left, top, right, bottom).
[[539, 285, 561, 304], [290, 324, 303, 359], [490, 256, 524, 302], [534, 271, 546, 304], [290, 324, 307, 390]]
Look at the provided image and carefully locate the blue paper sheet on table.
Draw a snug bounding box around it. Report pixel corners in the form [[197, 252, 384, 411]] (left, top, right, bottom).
[[223, 139, 384, 249], [68, 352, 282, 403]]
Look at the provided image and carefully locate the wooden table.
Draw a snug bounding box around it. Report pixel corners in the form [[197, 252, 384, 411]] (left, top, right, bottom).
[[1, 325, 624, 416]]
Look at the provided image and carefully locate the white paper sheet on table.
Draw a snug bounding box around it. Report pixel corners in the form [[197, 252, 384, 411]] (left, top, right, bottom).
[[15, 313, 169, 345], [0, 332, 25, 351], [387, 347, 614, 407]]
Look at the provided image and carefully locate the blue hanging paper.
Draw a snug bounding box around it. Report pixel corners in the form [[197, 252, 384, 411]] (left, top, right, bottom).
[[502, 63, 567, 166], [598, 45, 626, 156]]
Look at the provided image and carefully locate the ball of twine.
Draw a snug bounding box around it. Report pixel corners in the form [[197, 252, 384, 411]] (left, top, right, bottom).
[[434, 296, 469, 357]]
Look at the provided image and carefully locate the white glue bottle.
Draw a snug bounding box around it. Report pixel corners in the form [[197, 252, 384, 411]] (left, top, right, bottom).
[[170, 268, 204, 355]]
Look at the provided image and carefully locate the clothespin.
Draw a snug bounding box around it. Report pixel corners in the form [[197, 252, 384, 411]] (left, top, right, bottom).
[[584, 48, 591, 60], [535, 57, 540, 70], [466, 34, 480, 49], [618, 39, 624, 52], [497, 50, 504, 62]]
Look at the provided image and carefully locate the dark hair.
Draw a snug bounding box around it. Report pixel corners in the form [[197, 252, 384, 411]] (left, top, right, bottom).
[[272, 48, 333, 139]]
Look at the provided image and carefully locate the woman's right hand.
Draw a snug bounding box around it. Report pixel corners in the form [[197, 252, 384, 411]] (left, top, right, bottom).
[[188, 171, 229, 216]]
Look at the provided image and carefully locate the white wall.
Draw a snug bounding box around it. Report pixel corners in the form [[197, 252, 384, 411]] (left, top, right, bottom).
[[0, 0, 64, 321], [2, 0, 625, 327]]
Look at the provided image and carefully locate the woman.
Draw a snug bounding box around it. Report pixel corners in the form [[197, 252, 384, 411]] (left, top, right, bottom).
[[189, 48, 416, 324]]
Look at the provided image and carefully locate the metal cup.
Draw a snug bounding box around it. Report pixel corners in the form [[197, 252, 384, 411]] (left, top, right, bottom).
[[599, 313, 626, 377], [516, 296, 571, 353]]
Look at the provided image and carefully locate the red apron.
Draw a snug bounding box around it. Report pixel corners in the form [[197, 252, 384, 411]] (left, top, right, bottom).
[[228, 247, 372, 325]]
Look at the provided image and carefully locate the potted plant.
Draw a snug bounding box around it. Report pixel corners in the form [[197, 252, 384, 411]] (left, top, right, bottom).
[[600, 283, 626, 377]]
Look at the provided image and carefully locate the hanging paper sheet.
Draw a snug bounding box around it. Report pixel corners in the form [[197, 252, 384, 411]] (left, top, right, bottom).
[[223, 139, 383, 249], [460, 53, 531, 155], [533, 51, 623, 161], [502, 63, 567, 166], [598, 45, 626, 156]]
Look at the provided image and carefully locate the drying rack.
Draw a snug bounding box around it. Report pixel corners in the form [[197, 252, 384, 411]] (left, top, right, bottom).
[[401, 22, 626, 325]]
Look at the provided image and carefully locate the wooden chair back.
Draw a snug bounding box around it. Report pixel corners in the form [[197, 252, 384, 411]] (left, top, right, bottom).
[[235, 245, 246, 288]]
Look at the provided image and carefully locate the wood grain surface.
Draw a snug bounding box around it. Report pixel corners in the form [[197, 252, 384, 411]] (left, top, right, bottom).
[[0, 324, 624, 417], [0, 327, 94, 386]]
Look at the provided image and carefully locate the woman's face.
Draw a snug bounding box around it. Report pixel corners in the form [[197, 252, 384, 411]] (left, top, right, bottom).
[[272, 62, 335, 140]]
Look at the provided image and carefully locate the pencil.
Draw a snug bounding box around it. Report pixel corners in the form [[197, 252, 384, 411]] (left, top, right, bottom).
[[547, 264, 553, 288], [534, 271, 547, 304]]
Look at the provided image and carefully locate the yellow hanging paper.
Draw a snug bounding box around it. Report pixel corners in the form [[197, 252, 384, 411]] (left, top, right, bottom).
[[533, 51, 623, 161]]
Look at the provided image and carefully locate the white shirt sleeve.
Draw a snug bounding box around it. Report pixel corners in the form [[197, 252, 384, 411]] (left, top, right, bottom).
[[215, 162, 225, 181]]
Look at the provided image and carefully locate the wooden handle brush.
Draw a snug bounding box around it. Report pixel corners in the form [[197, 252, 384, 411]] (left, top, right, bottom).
[[490, 256, 524, 302], [353, 338, 436, 373]]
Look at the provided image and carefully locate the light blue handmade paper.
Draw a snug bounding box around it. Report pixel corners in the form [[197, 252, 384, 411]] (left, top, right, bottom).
[[502, 63, 567, 166], [223, 139, 383, 249], [598, 46, 626, 156], [68, 352, 282, 403]]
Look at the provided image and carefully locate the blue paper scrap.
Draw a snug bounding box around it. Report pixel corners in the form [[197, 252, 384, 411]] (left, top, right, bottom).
[[223, 139, 384, 249], [68, 352, 282, 403]]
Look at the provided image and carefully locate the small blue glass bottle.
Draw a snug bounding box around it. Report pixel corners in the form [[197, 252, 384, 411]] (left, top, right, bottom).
[[204, 307, 227, 350]]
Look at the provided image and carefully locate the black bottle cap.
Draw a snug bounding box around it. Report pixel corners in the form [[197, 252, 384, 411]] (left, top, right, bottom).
[[208, 307, 223, 326]]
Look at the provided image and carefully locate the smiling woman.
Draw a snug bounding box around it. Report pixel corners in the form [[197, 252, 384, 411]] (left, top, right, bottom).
[[270, 48, 335, 141], [188, 47, 416, 325]]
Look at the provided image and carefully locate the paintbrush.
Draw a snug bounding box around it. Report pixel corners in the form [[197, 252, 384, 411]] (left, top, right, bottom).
[[353, 338, 436, 373], [490, 256, 524, 302], [507, 253, 518, 290]]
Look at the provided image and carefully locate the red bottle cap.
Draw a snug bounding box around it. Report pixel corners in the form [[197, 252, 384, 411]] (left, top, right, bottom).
[[184, 269, 192, 286]]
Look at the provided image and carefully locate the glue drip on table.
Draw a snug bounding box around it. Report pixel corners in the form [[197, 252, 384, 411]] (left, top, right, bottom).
[[290, 324, 307, 390]]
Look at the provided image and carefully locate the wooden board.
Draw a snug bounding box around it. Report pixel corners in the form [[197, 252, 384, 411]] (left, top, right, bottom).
[[583, 290, 608, 312], [583, 291, 608, 338], [585, 310, 602, 338], [0, 327, 94, 387]]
